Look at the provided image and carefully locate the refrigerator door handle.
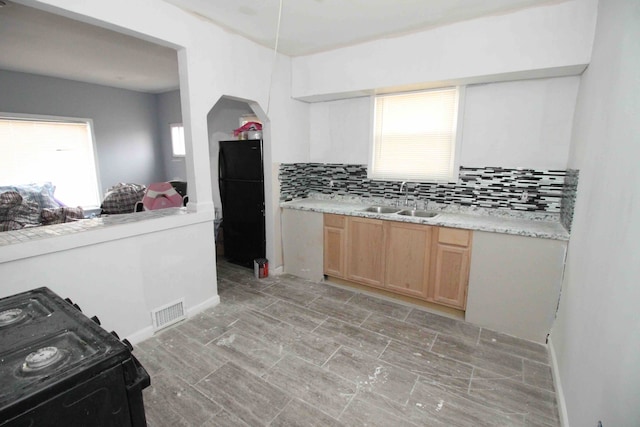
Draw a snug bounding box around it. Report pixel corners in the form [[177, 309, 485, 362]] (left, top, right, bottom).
[[218, 149, 226, 201], [218, 148, 226, 181]]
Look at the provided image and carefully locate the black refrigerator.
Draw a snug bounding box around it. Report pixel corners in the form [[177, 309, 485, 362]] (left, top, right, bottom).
[[218, 139, 266, 268]]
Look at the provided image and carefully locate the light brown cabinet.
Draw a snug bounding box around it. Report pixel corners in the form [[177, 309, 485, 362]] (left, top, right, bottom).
[[346, 217, 385, 288], [323, 213, 472, 311], [385, 221, 433, 298], [430, 228, 472, 309], [323, 214, 346, 278]]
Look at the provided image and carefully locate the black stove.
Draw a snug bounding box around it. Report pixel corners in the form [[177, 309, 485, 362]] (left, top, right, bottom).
[[0, 287, 150, 426]]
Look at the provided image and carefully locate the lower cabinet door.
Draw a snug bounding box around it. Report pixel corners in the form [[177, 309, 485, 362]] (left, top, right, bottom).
[[324, 226, 345, 278], [346, 217, 385, 287], [385, 221, 432, 298], [431, 243, 470, 309]]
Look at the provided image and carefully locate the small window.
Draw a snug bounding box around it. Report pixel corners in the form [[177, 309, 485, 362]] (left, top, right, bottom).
[[370, 87, 462, 182], [170, 123, 185, 157], [0, 115, 101, 208]]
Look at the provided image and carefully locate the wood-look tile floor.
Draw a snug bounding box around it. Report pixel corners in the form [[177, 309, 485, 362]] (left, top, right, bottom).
[[138, 260, 560, 426]]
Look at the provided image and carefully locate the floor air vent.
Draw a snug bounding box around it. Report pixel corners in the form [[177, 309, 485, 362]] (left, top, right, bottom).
[[151, 298, 186, 331]]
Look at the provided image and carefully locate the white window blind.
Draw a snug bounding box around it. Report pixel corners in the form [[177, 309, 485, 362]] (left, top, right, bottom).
[[170, 123, 185, 157], [0, 116, 101, 207], [371, 87, 460, 182]]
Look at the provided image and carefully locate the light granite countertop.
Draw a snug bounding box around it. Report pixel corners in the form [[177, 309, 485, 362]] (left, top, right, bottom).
[[281, 198, 569, 241]]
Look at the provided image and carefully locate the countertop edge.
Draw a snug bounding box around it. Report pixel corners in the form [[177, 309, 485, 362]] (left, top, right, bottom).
[[281, 200, 570, 241]]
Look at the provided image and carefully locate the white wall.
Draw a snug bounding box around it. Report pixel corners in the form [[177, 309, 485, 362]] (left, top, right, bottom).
[[460, 77, 579, 169], [0, 216, 217, 343], [549, 0, 640, 426], [309, 76, 579, 170], [292, 0, 597, 101], [309, 97, 371, 164], [268, 55, 311, 164], [258, 56, 310, 269]]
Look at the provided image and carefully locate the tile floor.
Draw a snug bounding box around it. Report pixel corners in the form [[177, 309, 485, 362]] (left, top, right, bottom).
[[137, 260, 560, 426]]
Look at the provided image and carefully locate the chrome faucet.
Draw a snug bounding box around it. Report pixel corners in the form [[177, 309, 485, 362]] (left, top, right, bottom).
[[397, 182, 406, 206], [400, 181, 410, 207]]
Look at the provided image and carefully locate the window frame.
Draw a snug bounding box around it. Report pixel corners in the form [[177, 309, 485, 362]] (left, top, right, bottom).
[[368, 86, 466, 183], [0, 112, 103, 208]]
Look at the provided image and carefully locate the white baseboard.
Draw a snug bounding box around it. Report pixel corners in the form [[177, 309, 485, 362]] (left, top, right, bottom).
[[548, 337, 570, 427], [126, 325, 154, 345], [125, 294, 221, 346], [187, 294, 221, 317]]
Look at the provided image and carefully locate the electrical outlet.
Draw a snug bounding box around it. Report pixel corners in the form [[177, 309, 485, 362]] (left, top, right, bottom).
[[520, 191, 529, 202], [329, 180, 334, 187]]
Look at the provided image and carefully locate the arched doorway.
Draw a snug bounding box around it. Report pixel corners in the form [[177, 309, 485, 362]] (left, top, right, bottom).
[[207, 96, 276, 269]]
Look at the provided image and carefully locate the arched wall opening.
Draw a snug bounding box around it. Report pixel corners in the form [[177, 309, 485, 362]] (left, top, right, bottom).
[[207, 95, 278, 269]]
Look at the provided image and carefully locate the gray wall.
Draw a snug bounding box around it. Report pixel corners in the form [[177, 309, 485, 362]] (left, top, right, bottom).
[[0, 69, 166, 196]]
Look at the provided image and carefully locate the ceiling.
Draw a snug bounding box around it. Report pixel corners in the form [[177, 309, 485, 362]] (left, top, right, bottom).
[[0, 0, 566, 93], [0, 2, 179, 93], [166, 0, 567, 57]]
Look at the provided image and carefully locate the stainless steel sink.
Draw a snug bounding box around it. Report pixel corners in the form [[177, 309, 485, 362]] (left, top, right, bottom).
[[397, 209, 439, 218], [360, 206, 401, 214]]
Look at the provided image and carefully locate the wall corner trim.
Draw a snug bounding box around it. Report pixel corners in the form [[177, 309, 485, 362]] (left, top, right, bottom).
[[548, 337, 570, 427]]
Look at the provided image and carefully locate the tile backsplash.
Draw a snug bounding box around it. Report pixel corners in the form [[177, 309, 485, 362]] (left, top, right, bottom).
[[280, 163, 577, 217], [560, 168, 579, 232]]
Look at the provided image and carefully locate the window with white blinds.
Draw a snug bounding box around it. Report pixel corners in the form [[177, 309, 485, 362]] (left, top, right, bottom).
[[0, 116, 101, 208], [370, 87, 462, 182], [170, 123, 185, 157]]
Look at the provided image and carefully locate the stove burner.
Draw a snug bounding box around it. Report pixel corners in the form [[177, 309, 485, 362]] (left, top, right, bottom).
[[0, 308, 26, 327], [22, 347, 65, 372]]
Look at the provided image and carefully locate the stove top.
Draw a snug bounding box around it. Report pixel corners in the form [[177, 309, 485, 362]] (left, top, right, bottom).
[[0, 288, 129, 410], [0, 296, 52, 329]]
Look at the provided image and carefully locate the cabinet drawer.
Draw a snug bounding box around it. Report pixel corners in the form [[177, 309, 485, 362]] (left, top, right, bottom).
[[324, 214, 346, 228], [438, 228, 471, 247]]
